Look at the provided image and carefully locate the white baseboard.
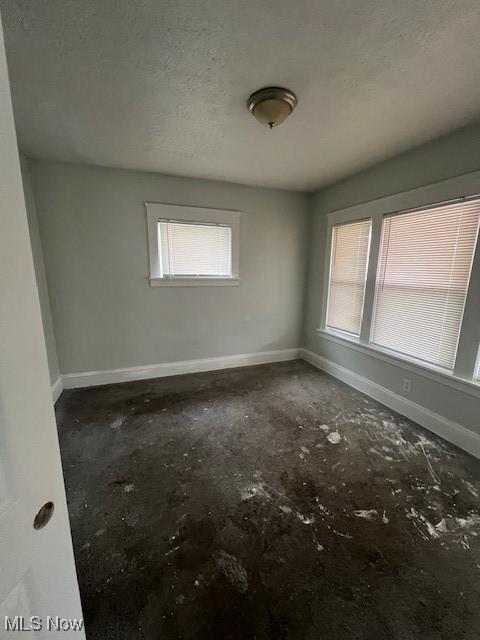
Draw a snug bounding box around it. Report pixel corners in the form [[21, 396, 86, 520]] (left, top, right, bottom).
[[301, 348, 480, 460], [62, 348, 301, 390], [51, 377, 63, 404]]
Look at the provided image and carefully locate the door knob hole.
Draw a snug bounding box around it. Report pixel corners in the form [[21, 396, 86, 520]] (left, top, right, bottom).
[[34, 501, 54, 530]]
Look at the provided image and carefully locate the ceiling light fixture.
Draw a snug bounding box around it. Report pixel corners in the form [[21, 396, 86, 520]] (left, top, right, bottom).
[[247, 87, 297, 129]]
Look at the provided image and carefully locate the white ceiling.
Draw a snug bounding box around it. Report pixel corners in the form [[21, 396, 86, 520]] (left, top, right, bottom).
[[1, 0, 480, 191]]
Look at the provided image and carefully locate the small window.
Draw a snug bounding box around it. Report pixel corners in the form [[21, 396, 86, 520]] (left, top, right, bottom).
[[371, 199, 480, 370], [326, 219, 371, 337], [145, 203, 241, 286], [158, 220, 232, 278]]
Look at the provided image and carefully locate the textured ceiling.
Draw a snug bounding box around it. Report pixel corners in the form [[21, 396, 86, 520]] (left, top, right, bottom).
[[1, 0, 480, 191]]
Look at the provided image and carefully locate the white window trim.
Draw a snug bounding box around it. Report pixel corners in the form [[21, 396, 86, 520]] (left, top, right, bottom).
[[318, 169, 480, 390], [145, 202, 241, 287], [316, 328, 480, 399]]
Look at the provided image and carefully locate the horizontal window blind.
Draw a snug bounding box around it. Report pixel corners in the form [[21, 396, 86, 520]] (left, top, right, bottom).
[[326, 219, 371, 336], [158, 219, 232, 278], [371, 199, 480, 370]]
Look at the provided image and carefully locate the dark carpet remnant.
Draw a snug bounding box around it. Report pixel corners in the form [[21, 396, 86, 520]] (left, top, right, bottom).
[[56, 360, 480, 640]]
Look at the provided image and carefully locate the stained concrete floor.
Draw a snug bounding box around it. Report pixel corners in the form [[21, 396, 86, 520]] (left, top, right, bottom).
[[56, 360, 480, 640]]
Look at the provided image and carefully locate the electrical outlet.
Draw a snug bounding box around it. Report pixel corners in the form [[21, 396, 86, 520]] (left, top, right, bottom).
[[402, 378, 412, 393]]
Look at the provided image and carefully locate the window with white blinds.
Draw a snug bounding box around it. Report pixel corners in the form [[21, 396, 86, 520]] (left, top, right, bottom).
[[371, 199, 480, 370], [326, 219, 371, 336], [158, 220, 232, 278], [146, 203, 241, 286]]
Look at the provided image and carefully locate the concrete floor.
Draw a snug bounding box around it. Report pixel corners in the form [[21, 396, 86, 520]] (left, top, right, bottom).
[[56, 360, 480, 640]]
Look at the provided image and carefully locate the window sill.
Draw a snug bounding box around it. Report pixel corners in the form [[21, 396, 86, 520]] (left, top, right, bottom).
[[323, 327, 361, 344], [149, 277, 240, 288], [316, 328, 480, 398]]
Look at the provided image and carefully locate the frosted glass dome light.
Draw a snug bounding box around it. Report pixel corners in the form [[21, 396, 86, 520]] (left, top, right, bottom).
[[247, 87, 297, 129]]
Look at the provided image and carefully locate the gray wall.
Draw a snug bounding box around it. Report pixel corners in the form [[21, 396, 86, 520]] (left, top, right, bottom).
[[20, 155, 60, 385], [304, 120, 480, 432], [30, 160, 309, 375]]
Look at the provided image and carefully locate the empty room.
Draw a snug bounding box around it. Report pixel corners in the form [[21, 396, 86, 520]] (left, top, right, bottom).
[[1, 1, 480, 638]]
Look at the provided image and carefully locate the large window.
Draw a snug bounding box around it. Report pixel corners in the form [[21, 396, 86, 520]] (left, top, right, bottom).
[[322, 194, 480, 384], [146, 203, 240, 286], [371, 200, 480, 370], [326, 219, 371, 336]]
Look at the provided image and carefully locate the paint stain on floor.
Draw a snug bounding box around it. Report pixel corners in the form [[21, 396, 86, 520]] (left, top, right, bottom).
[[56, 360, 480, 639]]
